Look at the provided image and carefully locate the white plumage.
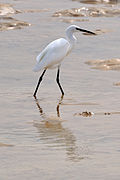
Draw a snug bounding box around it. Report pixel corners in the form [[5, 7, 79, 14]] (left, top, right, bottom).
[[33, 38, 70, 71], [33, 25, 95, 97]]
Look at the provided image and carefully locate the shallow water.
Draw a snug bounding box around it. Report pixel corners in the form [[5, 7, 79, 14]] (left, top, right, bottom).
[[0, 0, 120, 179]]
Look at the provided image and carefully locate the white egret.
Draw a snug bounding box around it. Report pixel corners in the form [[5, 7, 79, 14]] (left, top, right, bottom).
[[33, 25, 95, 97]]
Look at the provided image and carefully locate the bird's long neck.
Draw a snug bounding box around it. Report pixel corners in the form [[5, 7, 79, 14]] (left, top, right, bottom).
[[66, 29, 77, 48]]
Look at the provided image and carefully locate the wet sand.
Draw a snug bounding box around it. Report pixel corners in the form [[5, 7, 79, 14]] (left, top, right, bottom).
[[0, 0, 120, 179]]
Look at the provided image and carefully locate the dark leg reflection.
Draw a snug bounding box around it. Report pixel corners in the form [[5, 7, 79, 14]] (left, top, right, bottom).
[[33, 96, 86, 162], [56, 95, 64, 118]]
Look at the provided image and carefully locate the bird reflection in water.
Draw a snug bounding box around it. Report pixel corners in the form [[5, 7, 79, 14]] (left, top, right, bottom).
[[33, 96, 86, 162]]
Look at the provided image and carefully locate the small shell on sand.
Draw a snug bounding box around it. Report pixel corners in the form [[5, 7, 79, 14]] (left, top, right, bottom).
[[74, 111, 120, 117], [74, 111, 94, 117]]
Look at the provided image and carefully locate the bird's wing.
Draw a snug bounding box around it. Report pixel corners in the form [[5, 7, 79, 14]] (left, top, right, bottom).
[[36, 48, 48, 63], [33, 38, 70, 72]]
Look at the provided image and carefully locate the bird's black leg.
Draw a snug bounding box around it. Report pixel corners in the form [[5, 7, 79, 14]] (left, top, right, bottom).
[[33, 69, 46, 97], [56, 67, 64, 96]]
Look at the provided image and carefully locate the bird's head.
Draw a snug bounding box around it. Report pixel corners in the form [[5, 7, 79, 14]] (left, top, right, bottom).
[[66, 25, 96, 35]]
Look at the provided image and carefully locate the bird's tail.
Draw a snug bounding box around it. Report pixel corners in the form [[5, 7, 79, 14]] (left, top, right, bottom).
[[33, 61, 46, 72], [33, 63, 40, 72]]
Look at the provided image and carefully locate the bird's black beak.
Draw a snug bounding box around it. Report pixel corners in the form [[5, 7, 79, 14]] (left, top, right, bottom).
[[76, 27, 96, 35]]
